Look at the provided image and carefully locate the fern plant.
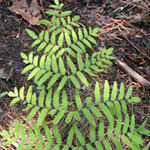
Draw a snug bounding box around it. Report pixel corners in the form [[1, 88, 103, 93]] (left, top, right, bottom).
[[1, 0, 149, 149]]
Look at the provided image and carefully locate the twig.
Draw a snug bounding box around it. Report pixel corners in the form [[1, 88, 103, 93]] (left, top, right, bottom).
[[82, 0, 90, 17], [118, 27, 150, 60], [114, 58, 150, 89]]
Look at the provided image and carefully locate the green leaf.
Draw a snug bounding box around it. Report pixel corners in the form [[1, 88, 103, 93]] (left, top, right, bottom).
[[21, 64, 34, 74], [28, 127, 36, 142], [103, 80, 109, 102], [58, 3, 64, 9], [118, 82, 124, 100], [52, 55, 58, 73], [123, 114, 129, 134], [66, 48, 77, 58], [112, 137, 123, 150], [82, 108, 96, 127], [69, 75, 80, 89], [75, 89, 82, 110], [65, 32, 71, 46], [20, 121, 27, 141], [83, 27, 88, 37], [16, 141, 25, 150], [71, 44, 83, 53], [107, 102, 115, 116], [38, 88, 45, 108], [58, 32, 64, 47], [72, 29, 77, 43], [114, 101, 121, 118], [111, 81, 117, 101], [82, 39, 91, 49], [48, 26, 57, 32], [26, 85, 33, 103], [76, 72, 89, 87], [95, 82, 100, 104], [53, 90, 60, 109], [48, 45, 59, 57], [26, 106, 40, 122], [131, 97, 141, 103], [78, 28, 83, 40], [14, 120, 19, 138], [130, 114, 135, 131], [43, 122, 53, 144], [38, 19, 51, 25], [59, 57, 66, 75], [98, 119, 105, 140], [121, 100, 127, 115], [26, 29, 37, 39], [51, 31, 56, 45], [115, 115, 122, 136], [54, 0, 59, 5], [76, 41, 86, 53], [37, 72, 53, 85], [90, 126, 96, 143], [31, 39, 41, 48], [20, 52, 27, 60], [77, 53, 84, 71], [34, 69, 46, 83], [53, 124, 62, 144], [86, 97, 92, 107], [45, 88, 52, 109], [93, 27, 99, 33], [125, 85, 133, 99], [47, 73, 61, 89], [66, 56, 76, 74], [44, 30, 49, 43], [33, 123, 44, 144], [45, 11, 59, 16], [57, 76, 68, 91], [19, 86, 24, 100], [74, 111, 81, 121], [60, 11, 72, 17], [33, 55, 39, 66], [37, 108, 48, 126], [90, 105, 102, 117], [2, 138, 17, 146], [61, 17, 66, 26], [62, 90, 68, 110], [74, 124, 85, 145], [9, 97, 20, 107], [72, 15, 80, 21], [103, 139, 113, 150], [120, 135, 135, 150], [56, 17, 60, 27], [37, 42, 47, 52], [87, 36, 97, 45], [56, 48, 65, 58], [65, 112, 73, 123], [67, 126, 74, 146], [99, 103, 114, 138], [28, 68, 40, 80]]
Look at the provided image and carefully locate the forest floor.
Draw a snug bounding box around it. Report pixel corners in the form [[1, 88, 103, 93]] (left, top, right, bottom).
[[0, 0, 150, 149]]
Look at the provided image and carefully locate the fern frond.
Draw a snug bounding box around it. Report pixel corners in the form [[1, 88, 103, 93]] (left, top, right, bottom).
[[21, 49, 114, 90]]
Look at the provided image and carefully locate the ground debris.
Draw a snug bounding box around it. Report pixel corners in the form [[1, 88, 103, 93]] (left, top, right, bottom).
[[8, 0, 41, 25]]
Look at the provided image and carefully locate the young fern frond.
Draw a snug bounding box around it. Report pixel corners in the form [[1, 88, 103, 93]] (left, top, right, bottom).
[[26, 26, 98, 57]]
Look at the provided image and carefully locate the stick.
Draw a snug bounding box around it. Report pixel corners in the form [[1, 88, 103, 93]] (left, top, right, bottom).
[[115, 58, 150, 89]]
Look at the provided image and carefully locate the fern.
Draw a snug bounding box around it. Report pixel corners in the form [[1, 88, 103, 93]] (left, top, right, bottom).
[[1, 0, 149, 149]]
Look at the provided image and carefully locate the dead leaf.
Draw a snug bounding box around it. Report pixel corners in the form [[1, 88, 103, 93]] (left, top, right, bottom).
[[0, 68, 7, 79], [8, 0, 41, 25]]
